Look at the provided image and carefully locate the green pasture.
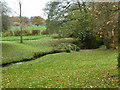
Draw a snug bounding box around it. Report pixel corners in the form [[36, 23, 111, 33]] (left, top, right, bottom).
[[2, 48, 118, 88], [1, 35, 54, 41], [1, 35, 119, 88], [2, 36, 73, 64]]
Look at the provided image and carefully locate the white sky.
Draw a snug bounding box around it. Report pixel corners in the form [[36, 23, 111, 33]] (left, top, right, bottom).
[[4, 0, 119, 19], [4, 0, 51, 19]]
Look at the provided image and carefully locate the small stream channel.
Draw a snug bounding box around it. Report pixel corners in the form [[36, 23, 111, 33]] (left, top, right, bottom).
[[1, 50, 64, 67]]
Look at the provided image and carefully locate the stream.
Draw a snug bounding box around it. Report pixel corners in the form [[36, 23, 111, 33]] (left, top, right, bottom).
[[1, 50, 64, 67]]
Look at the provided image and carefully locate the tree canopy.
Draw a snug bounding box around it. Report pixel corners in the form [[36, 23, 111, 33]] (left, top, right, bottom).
[[44, 0, 118, 49], [0, 1, 11, 32], [32, 16, 45, 26]]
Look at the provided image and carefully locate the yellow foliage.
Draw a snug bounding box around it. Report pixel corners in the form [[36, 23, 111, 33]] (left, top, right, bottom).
[[113, 5, 116, 7]]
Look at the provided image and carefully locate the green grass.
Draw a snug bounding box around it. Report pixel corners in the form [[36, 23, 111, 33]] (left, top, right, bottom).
[[1, 35, 54, 41], [2, 37, 73, 64], [2, 36, 119, 88], [2, 48, 118, 88]]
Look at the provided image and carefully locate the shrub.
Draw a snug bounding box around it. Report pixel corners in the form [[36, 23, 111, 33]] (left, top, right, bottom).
[[66, 49, 71, 53], [76, 47, 80, 51], [117, 53, 120, 67], [23, 30, 29, 33], [22, 30, 32, 36], [32, 30, 40, 35], [73, 34, 102, 49], [104, 36, 116, 49], [24, 33, 33, 36], [2, 31, 13, 37], [41, 30, 49, 35], [83, 34, 102, 49], [14, 30, 21, 36]]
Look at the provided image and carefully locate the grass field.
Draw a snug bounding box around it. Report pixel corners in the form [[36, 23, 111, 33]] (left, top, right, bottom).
[[1, 35, 54, 41], [2, 48, 118, 88], [2, 36, 73, 64], [2, 35, 119, 88]]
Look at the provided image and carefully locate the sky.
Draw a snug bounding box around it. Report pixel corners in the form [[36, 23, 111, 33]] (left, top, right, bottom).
[[4, 0, 51, 19], [4, 0, 119, 19]]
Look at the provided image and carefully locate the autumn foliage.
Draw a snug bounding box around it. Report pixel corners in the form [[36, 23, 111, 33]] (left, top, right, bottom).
[[32, 16, 45, 26]]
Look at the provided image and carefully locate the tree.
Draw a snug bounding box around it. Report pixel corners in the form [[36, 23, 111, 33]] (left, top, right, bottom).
[[32, 16, 45, 26], [44, 0, 99, 48], [10, 16, 30, 26], [0, 1, 11, 32], [92, 2, 118, 49], [18, 0, 23, 43], [44, 1, 60, 34], [117, 1, 120, 68]]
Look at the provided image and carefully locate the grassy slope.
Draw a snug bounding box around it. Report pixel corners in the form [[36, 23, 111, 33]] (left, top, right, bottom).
[[2, 48, 118, 88], [2, 38, 53, 64], [2, 37, 73, 64]]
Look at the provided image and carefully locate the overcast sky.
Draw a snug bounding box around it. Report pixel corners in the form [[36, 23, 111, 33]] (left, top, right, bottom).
[[4, 0, 51, 19], [4, 0, 118, 19]]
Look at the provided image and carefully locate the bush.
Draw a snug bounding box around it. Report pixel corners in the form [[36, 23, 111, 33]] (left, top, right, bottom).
[[117, 53, 120, 67], [24, 33, 33, 36], [76, 47, 80, 51], [41, 30, 49, 35], [72, 40, 84, 49], [2, 31, 13, 37], [104, 37, 116, 49], [66, 49, 71, 53], [14, 30, 21, 36], [73, 34, 103, 49], [32, 30, 40, 35], [22, 30, 32, 36], [23, 30, 29, 33]]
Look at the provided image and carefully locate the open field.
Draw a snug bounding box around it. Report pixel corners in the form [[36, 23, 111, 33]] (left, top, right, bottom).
[[2, 35, 119, 88], [1, 35, 54, 41], [2, 48, 118, 88]]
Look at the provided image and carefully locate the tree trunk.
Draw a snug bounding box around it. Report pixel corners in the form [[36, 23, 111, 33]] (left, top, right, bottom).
[[118, 2, 120, 67], [112, 29, 116, 50], [118, 1, 120, 87], [19, 1, 23, 43]]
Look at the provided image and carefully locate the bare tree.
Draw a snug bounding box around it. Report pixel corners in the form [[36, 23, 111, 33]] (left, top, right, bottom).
[[18, 0, 23, 43]]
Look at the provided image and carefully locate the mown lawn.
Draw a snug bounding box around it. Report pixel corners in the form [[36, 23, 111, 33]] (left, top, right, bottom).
[[2, 48, 118, 88], [1, 35, 54, 41]]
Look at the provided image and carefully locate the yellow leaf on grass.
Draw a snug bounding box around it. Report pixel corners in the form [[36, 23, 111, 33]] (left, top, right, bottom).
[[106, 21, 111, 24]]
